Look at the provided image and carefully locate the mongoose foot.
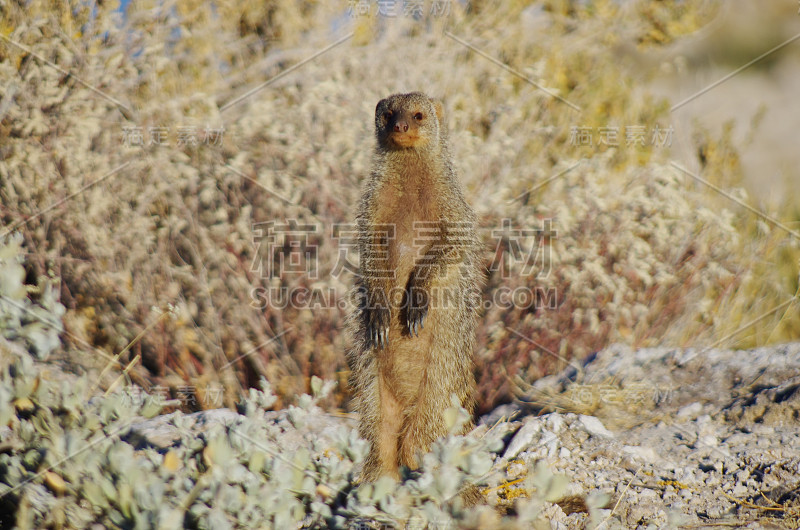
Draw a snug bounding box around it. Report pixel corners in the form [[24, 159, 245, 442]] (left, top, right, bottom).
[[366, 306, 391, 349]]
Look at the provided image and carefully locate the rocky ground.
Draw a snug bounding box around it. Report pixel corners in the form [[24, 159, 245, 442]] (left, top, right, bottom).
[[126, 342, 800, 528], [494, 341, 800, 528]]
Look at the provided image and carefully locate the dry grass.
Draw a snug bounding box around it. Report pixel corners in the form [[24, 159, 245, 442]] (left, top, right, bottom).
[[1, 0, 797, 412]]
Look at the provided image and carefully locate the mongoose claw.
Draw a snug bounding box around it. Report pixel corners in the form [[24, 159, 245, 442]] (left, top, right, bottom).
[[368, 326, 380, 349], [406, 285, 428, 337], [366, 306, 391, 349], [406, 307, 427, 338]]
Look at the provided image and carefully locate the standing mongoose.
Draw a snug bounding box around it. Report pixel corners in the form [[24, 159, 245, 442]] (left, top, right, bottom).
[[347, 92, 482, 498]]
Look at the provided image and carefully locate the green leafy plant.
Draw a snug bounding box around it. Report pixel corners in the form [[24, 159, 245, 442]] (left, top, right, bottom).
[[0, 234, 64, 359]]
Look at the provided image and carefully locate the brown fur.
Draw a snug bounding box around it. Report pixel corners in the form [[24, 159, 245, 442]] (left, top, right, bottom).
[[346, 92, 482, 504]]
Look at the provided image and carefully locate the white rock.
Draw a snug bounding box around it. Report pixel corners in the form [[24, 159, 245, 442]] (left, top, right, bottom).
[[593, 509, 612, 522], [578, 415, 614, 438], [540, 502, 567, 526], [676, 468, 696, 483], [541, 430, 559, 457], [622, 445, 659, 463], [546, 413, 565, 433], [676, 402, 703, 419], [504, 418, 543, 459], [731, 484, 748, 497], [698, 435, 718, 447], [639, 487, 660, 500], [507, 460, 527, 478], [753, 424, 774, 435]]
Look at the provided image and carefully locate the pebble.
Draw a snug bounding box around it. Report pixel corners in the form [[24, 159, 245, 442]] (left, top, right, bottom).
[[676, 402, 703, 419], [546, 414, 565, 433], [698, 435, 718, 447], [578, 415, 613, 438], [731, 484, 748, 497], [622, 445, 658, 463], [503, 418, 543, 459]]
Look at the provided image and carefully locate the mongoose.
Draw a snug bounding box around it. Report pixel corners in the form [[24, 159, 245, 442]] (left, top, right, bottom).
[[347, 92, 482, 500]]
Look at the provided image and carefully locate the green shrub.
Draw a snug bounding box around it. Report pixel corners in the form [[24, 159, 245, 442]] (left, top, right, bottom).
[[0, 233, 64, 359], [0, 356, 582, 528]]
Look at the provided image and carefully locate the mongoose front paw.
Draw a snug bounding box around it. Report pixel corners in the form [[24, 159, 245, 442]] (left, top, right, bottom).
[[366, 306, 391, 349], [406, 287, 428, 337]]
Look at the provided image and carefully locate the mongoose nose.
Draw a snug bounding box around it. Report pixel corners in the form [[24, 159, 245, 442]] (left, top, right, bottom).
[[393, 121, 409, 133]]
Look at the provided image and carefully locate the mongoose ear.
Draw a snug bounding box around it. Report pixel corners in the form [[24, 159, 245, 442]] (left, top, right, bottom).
[[432, 99, 445, 124], [375, 98, 388, 116], [431, 98, 448, 134]]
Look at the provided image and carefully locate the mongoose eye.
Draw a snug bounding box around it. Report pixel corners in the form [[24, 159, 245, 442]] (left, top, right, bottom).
[[414, 112, 423, 121], [384, 111, 393, 120]]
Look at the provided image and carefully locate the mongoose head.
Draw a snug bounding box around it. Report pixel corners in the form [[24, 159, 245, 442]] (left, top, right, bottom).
[[374, 92, 445, 151]]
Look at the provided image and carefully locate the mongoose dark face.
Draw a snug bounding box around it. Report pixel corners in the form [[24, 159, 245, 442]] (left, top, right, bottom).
[[374, 92, 444, 151]]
